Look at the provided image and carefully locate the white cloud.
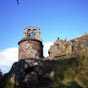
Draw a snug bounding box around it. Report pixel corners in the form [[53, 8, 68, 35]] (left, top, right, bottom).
[[0, 42, 53, 73], [0, 48, 18, 73], [43, 42, 53, 57]]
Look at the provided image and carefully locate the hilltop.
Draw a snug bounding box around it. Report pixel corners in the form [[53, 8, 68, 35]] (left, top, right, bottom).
[[0, 33, 88, 88], [0, 55, 88, 88]]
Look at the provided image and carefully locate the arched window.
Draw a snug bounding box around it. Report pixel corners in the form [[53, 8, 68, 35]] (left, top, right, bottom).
[[27, 29, 32, 38], [32, 29, 37, 37]]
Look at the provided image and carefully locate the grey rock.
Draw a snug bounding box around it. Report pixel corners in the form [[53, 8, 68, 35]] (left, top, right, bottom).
[[48, 33, 88, 59]]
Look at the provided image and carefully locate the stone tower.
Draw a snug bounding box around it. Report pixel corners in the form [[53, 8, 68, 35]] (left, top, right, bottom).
[[18, 26, 43, 60]]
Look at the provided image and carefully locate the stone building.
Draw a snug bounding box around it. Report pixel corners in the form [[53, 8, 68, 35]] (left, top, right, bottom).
[[18, 26, 43, 60]]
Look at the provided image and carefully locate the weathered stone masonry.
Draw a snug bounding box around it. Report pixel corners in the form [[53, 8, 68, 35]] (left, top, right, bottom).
[[18, 26, 43, 60]]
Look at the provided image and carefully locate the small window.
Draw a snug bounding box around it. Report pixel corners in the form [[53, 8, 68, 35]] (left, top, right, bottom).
[[32, 29, 37, 37], [28, 29, 32, 38]]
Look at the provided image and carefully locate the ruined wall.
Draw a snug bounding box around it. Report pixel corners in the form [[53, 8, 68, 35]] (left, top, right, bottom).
[[18, 38, 43, 60], [48, 33, 88, 59], [18, 26, 43, 60]]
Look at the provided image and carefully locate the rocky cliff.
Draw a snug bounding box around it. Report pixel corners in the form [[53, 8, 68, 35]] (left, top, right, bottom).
[[1, 56, 88, 88], [48, 33, 88, 59]]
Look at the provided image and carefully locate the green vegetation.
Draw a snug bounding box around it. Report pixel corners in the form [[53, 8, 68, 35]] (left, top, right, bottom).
[[0, 73, 14, 88], [50, 54, 88, 88], [0, 54, 88, 88]]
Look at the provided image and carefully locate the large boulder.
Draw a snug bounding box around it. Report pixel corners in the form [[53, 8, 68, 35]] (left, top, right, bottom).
[[6, 58, 54, 88]]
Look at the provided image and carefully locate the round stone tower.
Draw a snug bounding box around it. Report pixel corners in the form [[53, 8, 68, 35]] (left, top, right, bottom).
[[18, 26, 43, 60]]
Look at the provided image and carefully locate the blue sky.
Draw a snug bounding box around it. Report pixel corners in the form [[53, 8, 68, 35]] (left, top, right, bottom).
[[0, 0, 88, 50], [0, 0, 88, 73]]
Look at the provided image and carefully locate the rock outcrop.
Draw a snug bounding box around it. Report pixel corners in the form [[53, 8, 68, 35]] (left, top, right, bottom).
[[4, 58, 54, 88], [1, 57, 87, 88], [48, 33, 88, 59]]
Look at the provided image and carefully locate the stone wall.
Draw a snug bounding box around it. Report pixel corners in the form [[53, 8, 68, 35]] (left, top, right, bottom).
[[48, 33, 88, 59], [18, 38, 43, 60]]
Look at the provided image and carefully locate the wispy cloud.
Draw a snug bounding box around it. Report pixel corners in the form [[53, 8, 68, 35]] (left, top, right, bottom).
[[0, 48, 18, 73]]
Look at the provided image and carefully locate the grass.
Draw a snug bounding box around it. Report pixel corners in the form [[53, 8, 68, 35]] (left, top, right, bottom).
[[0, 54, 88, 88]]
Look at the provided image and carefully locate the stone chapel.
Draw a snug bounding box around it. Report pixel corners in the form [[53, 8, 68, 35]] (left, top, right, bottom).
[[18, 26, 43, 60]]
